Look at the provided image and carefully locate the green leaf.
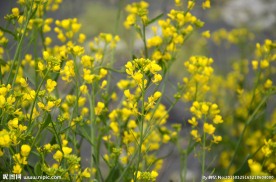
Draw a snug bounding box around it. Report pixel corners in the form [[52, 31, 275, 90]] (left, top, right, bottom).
[[234, 154, 251, 176], [105, 165, 121, 182], [34, 162, 42, 176], [0, 26, 16, 39], [77, 127, 93, 146], [146, 13, 164, 26], [40, 113, 52, 131]]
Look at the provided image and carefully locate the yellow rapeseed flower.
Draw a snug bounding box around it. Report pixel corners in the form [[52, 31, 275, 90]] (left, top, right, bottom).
[[202, 0, 211, 9], [251, 60, 258, 70], [203, 123, 215, 135], [21, 144, 31, 157], [12, 8, 20, 17], [110, 122, 119, 134], [264, 79, 273, 89], [202, 30, 210, 38], [0, 129, 11, 147], [13, 164, 22, 174], [95, 102, 105, 115], [46, 79, 57, 93], [8, 118, 19, 129], [62, 147, 72, 155], [81, 168, 91, 178], [80, 84, 88, 94], [53, 150, 63, 162], [248, 159, 262, 174]]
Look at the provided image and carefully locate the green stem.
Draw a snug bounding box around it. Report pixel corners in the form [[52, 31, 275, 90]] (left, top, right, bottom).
[[201, 132, 206, 182], [7, 0, 36, 87], [226, 92, 274, 174], [134, 78, 146, 182], [28, 68, 50, 125], [142, 24, 148, 58], [88, 85, 97, 178]]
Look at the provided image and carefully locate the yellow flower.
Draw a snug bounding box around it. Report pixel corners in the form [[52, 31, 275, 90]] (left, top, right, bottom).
[[13, 164, 22, 174], [95, 102, 105, 115], [175, 0, 182, 6], [203, 123, 216, 135], [61, 60, 75, 82], [151, 170, 159, 179], [44, 37, 52, 46], [191, 129, 201, 142], [80, 84, 88, 94], [53, 150, 63, 162], [260, 59, 269, 69], [188, 117, 198, 126], [99, 68, 108, 78], [268, 163, 275, 172], [147, 36, 163, 47], [0, 95, 6, 108], [43, 51, 50, 60], [213, 115, 223, 124], [102, 135, 111, 141], [81, 168, 91, 178], [72, 45, 84, 56], [162, 134, 170, 143], [78, 33, 86, 43], [110, 122, 119, 134], [202, 0, 211, 9], [201, 103, 209, 114], [81, 55, 93, 68], [212, 135, 222, 144], [101, 80, 107, 89], [21, 144, 31, 157], [251, 60, 258, 70], [62, 147, 72, 155], [187, 1, 195, 9], [12, 8, 20, 17], [19, 77, 28, 87], [152, 74, 162, 83], [248, 159, 262, 174], [83, 68, 95, 83], [262, 145, 272, 157], [8, 118, 19, 129], [264, 79, 273, 89], [60, 19, 70, 29], [46, 79, 57, 93], [0, 130, 11, 147], [127, 120, 137, 129], [202, 30, 210, 38], [72, 22, 81, 33], [124, 14, 136, 29]]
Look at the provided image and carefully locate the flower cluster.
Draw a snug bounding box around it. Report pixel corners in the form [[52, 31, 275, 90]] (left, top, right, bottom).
[[125, 58, 162, 87], [147, 9, 204, 62], [183, 56, 214, 101], [124, 1, 149, 29], [189, 101, 223, 145]]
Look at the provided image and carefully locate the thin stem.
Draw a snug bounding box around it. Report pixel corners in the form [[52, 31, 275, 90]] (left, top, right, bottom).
[[28, 68, 50, 125], [88, 84, 98, 179], [226, 92, 274, 174], [7, 0, 36, 87], [142, 24, 148, 58], [201, 132, 206, 182], [134, 77, 146, 181]]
